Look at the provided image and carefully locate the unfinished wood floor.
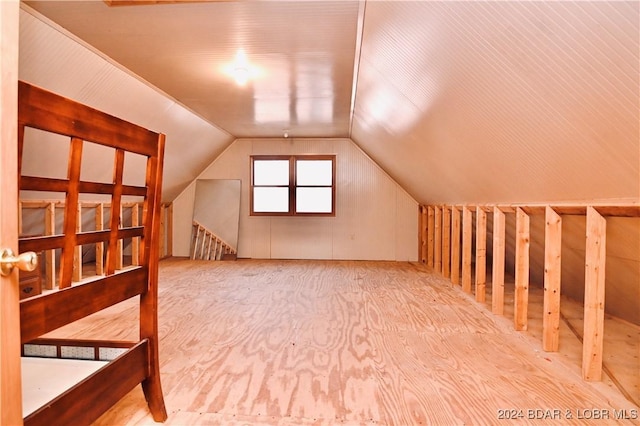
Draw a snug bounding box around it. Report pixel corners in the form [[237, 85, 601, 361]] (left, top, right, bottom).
[[43, 259, 637, 425]]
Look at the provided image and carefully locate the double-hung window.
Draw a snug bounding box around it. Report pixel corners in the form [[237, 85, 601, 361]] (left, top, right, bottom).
[[250, 155, 335, 216]]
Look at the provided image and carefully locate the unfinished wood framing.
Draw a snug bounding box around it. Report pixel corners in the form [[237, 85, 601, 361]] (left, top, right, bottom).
[[419, 206, 427, 263], [115, 204, 124, 271], [461, 206, 473, 293], [73, 203, 82, 282], [434, 206, 442, 271], [442, 207, 451, 278], [95, 204, 104, 276], [158, 202, 173, 258], [159, 204, 166, 260], [543, 206, 562, 352], [17, 200, 172, 288], [44, 202, 56, 289], [427, 206, 434, 268], [492, 207, 506, 315], [514, 207, 530, 331], [165, 203, 173, 257], [450, 207, 461, 285], [474, 207, 487, 302], [132, 203, 140, 266], [583, 207, 607, 381], [421, 202, 637, 394]]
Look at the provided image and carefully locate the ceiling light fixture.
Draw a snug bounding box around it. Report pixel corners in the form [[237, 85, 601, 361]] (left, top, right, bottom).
[[234, 66, 249, 86], [231, 49, 251, 86]]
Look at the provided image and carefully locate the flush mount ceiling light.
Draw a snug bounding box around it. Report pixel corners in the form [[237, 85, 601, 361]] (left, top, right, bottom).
[[234, 66, 249, 86], [225, 49, 256, 87]]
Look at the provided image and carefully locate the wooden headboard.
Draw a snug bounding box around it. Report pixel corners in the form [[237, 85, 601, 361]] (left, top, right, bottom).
[[17, 81, 167, 424]]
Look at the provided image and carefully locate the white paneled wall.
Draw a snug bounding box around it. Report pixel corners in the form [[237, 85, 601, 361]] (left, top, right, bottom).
[[19, 6, 234, 201], [173, 138, 418, 261]]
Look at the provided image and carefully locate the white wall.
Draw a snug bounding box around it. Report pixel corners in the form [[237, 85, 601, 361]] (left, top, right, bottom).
[[173, 138, 418, 261]]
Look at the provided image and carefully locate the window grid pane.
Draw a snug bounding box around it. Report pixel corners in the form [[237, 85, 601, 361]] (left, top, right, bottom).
[[254, 160, 290, 186], [296, 187, 332, 213], [296, 160, 332, 186], [253, 187, 289, 212]]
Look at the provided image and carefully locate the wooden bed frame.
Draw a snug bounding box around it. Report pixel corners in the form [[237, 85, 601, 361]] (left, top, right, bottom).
[[17, 81, 167, 425]]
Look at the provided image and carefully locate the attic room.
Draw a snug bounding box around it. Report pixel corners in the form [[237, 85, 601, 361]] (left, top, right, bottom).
[[0, 0, 638, 425]]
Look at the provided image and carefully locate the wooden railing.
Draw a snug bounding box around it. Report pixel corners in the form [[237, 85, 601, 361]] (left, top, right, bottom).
[[19, 199, 173, 290], [418, 203, 639, 384], [190, 221, 237, 260]]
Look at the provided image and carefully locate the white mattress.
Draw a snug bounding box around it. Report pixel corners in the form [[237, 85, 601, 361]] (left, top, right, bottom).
[[22, 357, 108, 417]]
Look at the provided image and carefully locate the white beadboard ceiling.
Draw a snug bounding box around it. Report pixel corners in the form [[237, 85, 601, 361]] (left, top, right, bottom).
[[20, 0, 640, 205]]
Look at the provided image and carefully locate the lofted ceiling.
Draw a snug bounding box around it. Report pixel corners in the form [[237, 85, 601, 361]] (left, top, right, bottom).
[[20, 0, 640, 205]]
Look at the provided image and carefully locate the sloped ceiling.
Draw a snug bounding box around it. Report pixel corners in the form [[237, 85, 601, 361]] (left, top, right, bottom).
[[352, 0, 639, 204], [20, 0, 640, 205]]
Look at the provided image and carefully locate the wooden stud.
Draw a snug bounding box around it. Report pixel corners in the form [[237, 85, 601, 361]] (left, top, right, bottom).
[[582, 207, 607, 381], [420, 206, 427, 263], [73, 202, 82, 282], [514, 207, 530, 331], [450, 207, 461, 285], [95, 204, 104, 276], [442, 207, 451, 278], [434, 207, 442, 272], [475, 207, 487, 302], [44, 202, 56, 289], [543, 206, 562, 352], [159, 204, 166, 259], [116, 204, 123, 270], [492, 207, 506, 315], [166, 203, 173, 257], [132, 203, 140, 266], [427, 206, 435, 268], [461, 206, 473, 293]]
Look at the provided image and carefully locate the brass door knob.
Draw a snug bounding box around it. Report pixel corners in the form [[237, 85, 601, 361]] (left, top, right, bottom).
[[0, 248, 38, 277]]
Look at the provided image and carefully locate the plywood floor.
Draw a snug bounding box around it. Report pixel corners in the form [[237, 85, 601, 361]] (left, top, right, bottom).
[[39, 259, 638, 425]]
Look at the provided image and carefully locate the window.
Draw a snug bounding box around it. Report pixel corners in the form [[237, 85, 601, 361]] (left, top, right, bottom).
[[251, 155, 335, 216]]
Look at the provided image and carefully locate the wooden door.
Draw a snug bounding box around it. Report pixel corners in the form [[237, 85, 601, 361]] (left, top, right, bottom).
[[0, 2, 23, 424]]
